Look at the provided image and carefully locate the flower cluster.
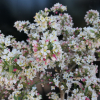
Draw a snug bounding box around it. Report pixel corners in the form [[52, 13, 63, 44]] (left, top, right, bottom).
[[32, 31, 63, 68], [84, 10, 99, 25], [50, 3, 67, 12], [0, 2, 100, 100], [24, 87, 42, 100], [14, 21, 30, 34], [46, 92, 59, 100]]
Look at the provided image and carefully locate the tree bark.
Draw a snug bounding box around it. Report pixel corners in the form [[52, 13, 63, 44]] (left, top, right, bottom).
[[60, 88, 65, 100]]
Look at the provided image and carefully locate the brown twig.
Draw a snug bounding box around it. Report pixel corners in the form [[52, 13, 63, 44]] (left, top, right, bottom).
[[69, 64, 76, 72]]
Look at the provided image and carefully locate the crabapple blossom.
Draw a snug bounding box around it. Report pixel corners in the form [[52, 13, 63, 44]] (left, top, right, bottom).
[[0, 2, 100, 100]]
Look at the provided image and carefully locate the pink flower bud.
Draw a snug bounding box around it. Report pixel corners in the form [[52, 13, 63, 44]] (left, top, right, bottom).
[[86, 40, 88, 42], [76, 46, 79, 48], [46, 39, 49, 42], [82, 79, 86, 82], [48, 97, 51, 99], [37, 93, 39, 95], [52, 54, 57, 60], [89, 44, 91, 46], [93, 85, 95, 88], [45, 61, 47, 65], [14, 58, 17, 62], [5, 95, 7, 97], [36, 58, 40, 62], [53, 54, 56, 58], [13, 68, 17, 72], [43, 58, 46, 61], [0, 60, 2, 63], [45, 8, 48, 12], [72, 37, 74, 39], [85, 97, 90, 100], [48, 21, 51, 25], [55, 11, 58, 14], [19, 77, 21, 79], [34, 48, 38, 52], [60, 13, 62, 16], [98, 92, 100, 95]]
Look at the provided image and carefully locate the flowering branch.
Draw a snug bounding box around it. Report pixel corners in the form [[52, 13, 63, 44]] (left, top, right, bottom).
[[0, 2, 100, 100]]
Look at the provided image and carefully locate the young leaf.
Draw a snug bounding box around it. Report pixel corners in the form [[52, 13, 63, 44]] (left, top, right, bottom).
[[85, 87, 88, 95], [14, 95, 17, 100], [18, 97, 20, 100], [9, 65, 13, 73]]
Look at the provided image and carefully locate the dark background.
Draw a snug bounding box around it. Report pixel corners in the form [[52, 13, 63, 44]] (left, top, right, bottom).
[[0, 0, 100, 100], [0, 0, 100, 41]]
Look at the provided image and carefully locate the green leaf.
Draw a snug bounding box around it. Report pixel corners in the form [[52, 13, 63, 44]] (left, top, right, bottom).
[[4, 60, 9, 66], [74, 83, 77, 88], [48, 42, 53, 50], [9, 65, 13, 73], [39, 10, 42, 14], [18, 97, 20, 100], [90, 30, 95, 33], [11, 54, 21, 62], [98, 54, 100, 58], [85, 87, 88, 95], [14, 95, 17, 100], [65, 30, 68, 35], [80, 88, 83, 92]]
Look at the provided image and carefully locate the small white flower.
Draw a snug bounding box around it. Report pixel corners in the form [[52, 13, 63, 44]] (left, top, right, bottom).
[[60, 85, 64, 90], [51, 86, 55, 90]]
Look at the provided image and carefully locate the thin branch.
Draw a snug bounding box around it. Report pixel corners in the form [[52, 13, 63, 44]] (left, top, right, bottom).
[[60, 70, 63, 82], [96, 58, 100, 61], [69, 64, 76, 72], [32, 80, 50, 87]]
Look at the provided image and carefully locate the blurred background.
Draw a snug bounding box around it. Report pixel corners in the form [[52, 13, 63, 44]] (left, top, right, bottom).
[[0, 0, 100, 99]]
